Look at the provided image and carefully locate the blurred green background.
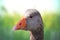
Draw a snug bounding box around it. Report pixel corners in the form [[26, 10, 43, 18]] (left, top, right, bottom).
[[0, 7, 60, 40], [0, 0, 60, 40]]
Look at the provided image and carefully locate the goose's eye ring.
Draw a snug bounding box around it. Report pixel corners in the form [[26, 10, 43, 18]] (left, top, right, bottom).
[[29, 16, 33, 18]]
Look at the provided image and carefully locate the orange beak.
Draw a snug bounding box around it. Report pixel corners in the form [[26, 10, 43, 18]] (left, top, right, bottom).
[[13, 17, 27, 30]]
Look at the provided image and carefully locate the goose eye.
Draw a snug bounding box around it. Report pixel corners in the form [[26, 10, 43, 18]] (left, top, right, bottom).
[[29, 16, 33, 18]]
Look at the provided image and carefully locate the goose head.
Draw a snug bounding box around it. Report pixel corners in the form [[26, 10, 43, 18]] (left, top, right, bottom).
[[13, 9, 43, 31]]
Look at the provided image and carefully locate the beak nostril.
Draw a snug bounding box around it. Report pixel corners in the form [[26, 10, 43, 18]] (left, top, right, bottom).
[[19, 23, 22, 25]]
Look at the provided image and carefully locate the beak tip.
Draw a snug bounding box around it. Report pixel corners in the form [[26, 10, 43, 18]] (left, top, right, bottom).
[[12, 26, 16, 31]]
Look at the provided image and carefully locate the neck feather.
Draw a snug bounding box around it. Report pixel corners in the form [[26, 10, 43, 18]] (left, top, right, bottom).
[[30, 27, 44, 40]]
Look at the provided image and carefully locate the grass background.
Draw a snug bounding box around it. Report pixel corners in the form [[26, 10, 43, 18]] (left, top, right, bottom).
[[0, 8, 60, 40]]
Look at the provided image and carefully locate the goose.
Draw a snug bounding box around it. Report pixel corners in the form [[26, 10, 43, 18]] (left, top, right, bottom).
[[13, 9, 44, 40]]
